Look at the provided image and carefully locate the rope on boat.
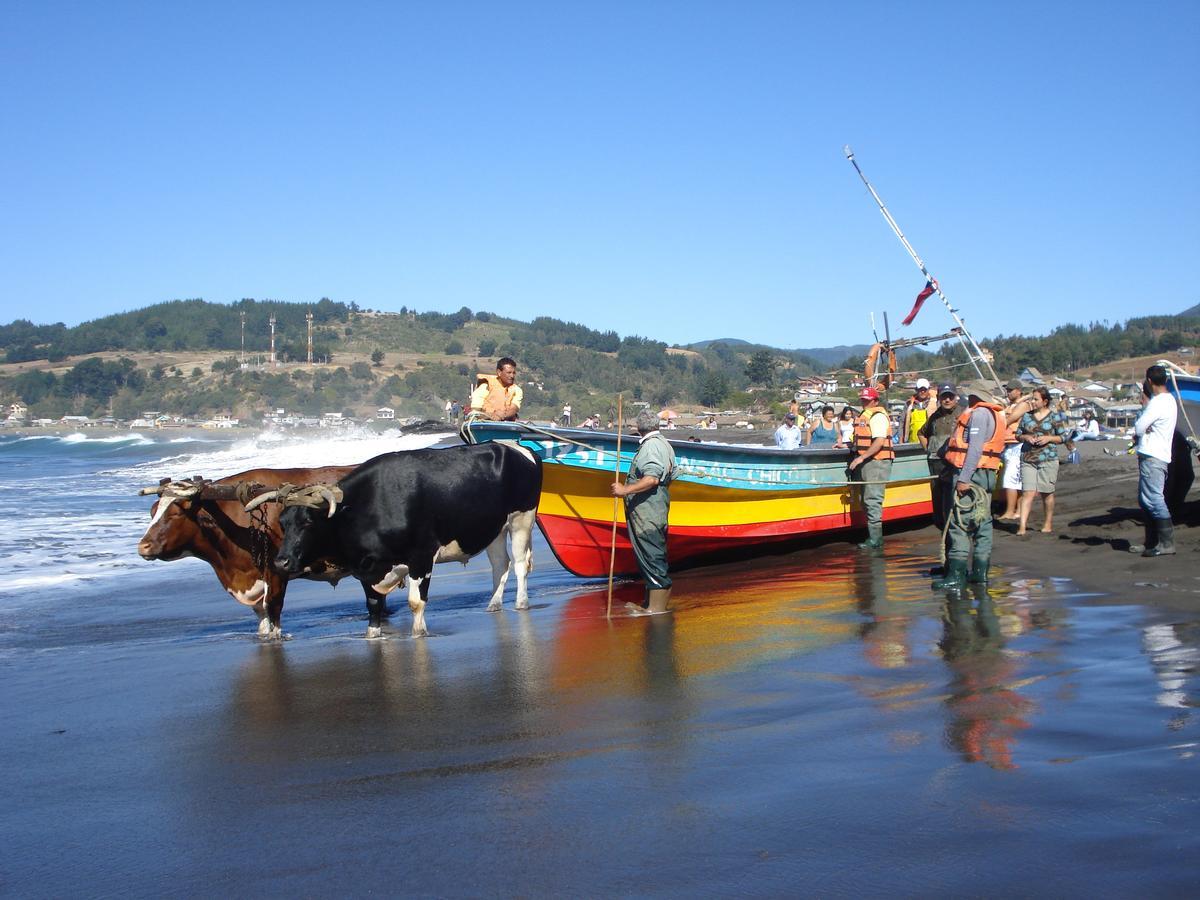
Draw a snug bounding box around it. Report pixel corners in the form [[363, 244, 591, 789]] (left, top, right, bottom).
[[468, 420, 935, 488]]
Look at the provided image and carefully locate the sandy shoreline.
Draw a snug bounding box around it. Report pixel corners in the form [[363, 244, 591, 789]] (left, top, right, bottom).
[[971, 441, 1199, 610]]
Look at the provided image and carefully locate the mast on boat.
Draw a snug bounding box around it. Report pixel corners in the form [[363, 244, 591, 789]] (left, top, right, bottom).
[[844, 145, 1002, 392]]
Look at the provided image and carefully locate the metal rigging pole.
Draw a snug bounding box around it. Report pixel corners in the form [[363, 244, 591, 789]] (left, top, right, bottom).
[[843, 146, 1001, 390]]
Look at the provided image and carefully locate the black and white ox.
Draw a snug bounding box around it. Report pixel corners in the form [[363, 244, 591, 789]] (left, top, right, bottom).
[[266, 442, 542, 637]]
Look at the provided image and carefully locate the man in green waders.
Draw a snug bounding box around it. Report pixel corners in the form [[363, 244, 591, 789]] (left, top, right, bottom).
[[931, 389, 1007, 589], [611, 408, 676, 615]]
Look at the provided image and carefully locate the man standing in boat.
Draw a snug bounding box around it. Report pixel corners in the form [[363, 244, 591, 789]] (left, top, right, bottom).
[[611, 408, 676, 615], [901, 378, 938, 444], [931, 389, 1006, 588], [468, 357, 522, 421], [848, 386, 894, 550]]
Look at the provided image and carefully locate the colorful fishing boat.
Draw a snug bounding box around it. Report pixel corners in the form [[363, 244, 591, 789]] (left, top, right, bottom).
[[461, 421, 934, 577]]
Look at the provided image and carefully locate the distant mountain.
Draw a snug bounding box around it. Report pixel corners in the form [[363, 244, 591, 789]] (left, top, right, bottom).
[[1180, 302, 1200, 317], [791, 344, 873, 367], [687, 338, 752, 349], [688, 339, 871, 368]]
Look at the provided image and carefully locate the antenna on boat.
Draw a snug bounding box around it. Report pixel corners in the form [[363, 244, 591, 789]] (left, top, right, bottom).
[[844, 145, 1002, 391]]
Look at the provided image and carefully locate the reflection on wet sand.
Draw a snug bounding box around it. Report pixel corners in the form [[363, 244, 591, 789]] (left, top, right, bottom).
[[222, 548, 1075, 778], [550, 550, 925, 695], [1140, 621, 1200, 732], [939, 584, 1035, 770]]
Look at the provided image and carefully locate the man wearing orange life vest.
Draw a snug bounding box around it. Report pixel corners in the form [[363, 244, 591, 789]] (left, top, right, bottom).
[[848, 386, 894, 550], [468, 357, 522, 421], [931, 387, 1007, 589]]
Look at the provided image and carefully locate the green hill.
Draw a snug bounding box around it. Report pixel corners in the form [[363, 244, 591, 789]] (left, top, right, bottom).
[[2, 299, 1198, 424]]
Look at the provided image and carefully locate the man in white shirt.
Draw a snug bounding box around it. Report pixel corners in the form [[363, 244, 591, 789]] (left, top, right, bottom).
[[1132, 365, 1178, 557], [774, 412, 803, 450]]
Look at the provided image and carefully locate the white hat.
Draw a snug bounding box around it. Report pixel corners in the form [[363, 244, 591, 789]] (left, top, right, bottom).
[[915, 377, 931, 389]]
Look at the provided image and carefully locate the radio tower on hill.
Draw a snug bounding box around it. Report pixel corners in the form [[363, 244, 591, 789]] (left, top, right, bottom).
[[269, 315, 277, 368], [306, 311, 314, 366]]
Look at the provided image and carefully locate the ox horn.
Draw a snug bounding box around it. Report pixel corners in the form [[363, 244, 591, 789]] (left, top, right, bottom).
[[320, 487, 341, 519], [244, 490, 280, 512], [169, 480, 203, 499], [138, 477, 172, 496]]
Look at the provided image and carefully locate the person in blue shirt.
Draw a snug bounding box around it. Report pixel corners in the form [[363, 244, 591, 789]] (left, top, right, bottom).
[[807, 406, 841, 446], [774, 412, 803, 450]]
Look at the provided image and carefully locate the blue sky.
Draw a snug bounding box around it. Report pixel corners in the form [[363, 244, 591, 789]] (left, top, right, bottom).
[[2, 1, 1197, 349]]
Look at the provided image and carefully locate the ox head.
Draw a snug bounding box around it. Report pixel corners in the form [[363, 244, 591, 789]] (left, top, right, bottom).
[[137, 477, 212, 560], [137, 476, 269, 560], [245, 483, 343, 576]]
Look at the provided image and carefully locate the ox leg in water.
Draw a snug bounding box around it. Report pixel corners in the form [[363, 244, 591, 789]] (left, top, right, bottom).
[[407, 575, 431, 636], [509, 508, 536, 610], [363, 583, 388, 640], [485, 532, 512, 612]]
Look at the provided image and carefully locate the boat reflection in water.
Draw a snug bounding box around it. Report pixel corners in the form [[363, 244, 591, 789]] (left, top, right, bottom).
[[216, 547, 1072, 788]]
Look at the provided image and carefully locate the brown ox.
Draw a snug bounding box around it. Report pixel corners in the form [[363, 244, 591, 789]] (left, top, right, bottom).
[[136, 466, 376, 637]]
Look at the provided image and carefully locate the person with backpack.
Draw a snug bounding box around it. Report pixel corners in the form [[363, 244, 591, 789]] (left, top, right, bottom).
[[611, 407, 677, 614]]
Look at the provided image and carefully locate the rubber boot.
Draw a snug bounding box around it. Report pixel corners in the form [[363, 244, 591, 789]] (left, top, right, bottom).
[[646, 588, 672, 614], [1142, 519, 1176, 557], [968, 555, 990, 584], [1129, 518, 1156, 555], [858, 525, 883, 551], [931, 559, 968, 590]]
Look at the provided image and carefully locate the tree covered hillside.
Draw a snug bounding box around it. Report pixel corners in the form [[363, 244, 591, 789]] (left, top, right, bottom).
[[0, 300, 824, 422], [2, 298, 1197, 423]]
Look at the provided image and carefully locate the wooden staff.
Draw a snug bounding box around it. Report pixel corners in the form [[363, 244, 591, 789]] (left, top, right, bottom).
[[606, 393, 623, 618]]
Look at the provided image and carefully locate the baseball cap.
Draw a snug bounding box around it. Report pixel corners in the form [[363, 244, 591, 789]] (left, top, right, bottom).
[[1004, 381, 1023, 392], [915, 377, 931, 389], [937, 383, 956, 397], [859, 386, 879, 401], [784, 412, 796, 420]]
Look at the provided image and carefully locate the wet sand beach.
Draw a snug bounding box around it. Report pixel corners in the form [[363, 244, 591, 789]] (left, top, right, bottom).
[[2, 438, 1198, 896]]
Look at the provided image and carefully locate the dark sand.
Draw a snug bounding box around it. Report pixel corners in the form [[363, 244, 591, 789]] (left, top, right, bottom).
[[986, 440, 1200, 609], [2, 441, 1198, 896]]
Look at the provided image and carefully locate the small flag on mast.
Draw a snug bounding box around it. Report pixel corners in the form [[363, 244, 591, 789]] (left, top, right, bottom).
[[901, 279, 938, 326]]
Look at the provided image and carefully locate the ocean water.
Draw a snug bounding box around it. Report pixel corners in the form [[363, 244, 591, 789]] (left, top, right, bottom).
[[0, 429, 1197, 895]]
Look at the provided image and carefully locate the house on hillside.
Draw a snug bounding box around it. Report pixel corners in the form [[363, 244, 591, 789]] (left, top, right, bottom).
[[794, 375, 835, 398], [1079, 380, 1112, 399], [8, 402, 28, 422], [376, 407, 395, 420], [1018, 367, 1046, 385], [1099, 401, 1142, 429]]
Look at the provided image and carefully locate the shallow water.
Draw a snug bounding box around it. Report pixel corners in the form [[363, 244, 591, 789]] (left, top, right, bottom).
[[1, 431, 1197, 895]]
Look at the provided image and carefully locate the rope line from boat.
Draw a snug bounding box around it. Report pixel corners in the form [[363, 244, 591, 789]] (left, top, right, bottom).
[[473, 421, 936, 488], [1166, 366, 1200, 452], [672, 466, 933, 488]]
